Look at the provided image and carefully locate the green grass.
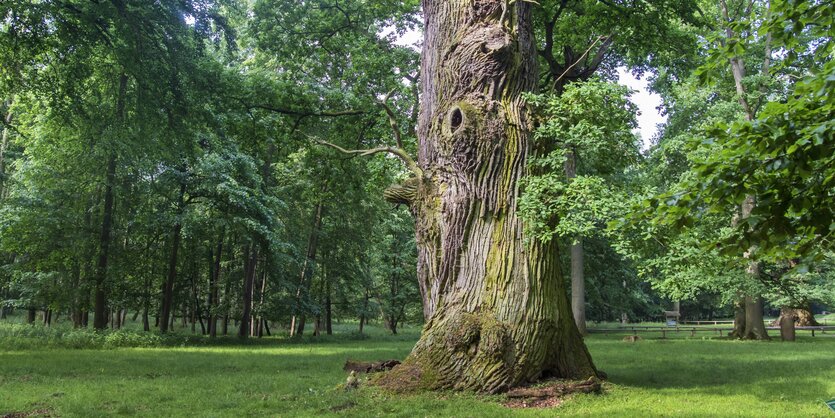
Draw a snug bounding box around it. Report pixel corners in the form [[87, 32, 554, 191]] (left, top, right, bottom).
[[1, 319, 834, 417]]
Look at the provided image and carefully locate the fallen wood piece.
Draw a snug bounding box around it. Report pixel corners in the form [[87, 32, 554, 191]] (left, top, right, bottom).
[[343, 359, 401, 374], [504, 377, 603, 408]]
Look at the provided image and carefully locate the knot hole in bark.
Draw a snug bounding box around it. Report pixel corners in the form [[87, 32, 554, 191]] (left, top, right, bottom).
[[448, 106, 464, 134], [442, 102, 479, 139]]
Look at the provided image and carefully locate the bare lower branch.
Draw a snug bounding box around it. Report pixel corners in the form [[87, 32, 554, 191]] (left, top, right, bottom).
[[314, 137, 422, 177]]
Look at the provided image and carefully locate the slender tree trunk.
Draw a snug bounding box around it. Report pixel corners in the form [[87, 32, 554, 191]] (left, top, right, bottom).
[[256, 266, 267, 338], [208, 233, 223, 338], [160, 225, 182, 332], [379, 1, 596, 393], [570, 237, 586, 334], [0, 102, 12, 199], [93, 73, 127, 330], [290, 200, 324, 336], [221, 249, 232, 336], [142, 305, 150, 332], [564, 149, 587, 335], [190, 265, 205, 335], [70, 263, 82, 328], [160, 182, 186, 333], [239, 245, 257, 338], [325, 275, 333, 335]]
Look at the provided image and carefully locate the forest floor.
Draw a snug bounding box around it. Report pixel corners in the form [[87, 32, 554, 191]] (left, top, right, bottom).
[[1, 318, 834, 417]]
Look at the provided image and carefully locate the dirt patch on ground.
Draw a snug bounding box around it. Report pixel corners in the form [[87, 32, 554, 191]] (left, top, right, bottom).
[[504, 377, 603, 409], [2, 408, 55, 418]]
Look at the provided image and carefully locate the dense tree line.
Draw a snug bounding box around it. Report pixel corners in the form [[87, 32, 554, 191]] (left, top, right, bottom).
[[0, 0, 422, 335]]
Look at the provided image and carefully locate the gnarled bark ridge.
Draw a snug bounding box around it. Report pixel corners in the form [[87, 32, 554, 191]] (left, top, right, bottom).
[[381, 0, 597, 394]]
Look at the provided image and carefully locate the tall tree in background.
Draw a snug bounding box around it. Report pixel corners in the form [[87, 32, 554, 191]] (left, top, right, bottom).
[[530, 0, 700, 333]]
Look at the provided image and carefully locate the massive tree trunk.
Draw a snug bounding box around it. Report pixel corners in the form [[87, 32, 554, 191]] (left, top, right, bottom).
[[380, 0, 596, 393]]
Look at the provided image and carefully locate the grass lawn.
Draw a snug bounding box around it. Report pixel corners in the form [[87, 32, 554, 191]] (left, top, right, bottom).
[[1, 320, 834, 417]]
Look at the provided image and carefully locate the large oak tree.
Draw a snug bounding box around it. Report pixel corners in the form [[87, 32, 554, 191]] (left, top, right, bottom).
[[379, 0, 598, 393]]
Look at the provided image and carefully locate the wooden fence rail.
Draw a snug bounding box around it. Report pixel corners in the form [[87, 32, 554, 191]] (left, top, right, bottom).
[[588, 325, 834, 338]]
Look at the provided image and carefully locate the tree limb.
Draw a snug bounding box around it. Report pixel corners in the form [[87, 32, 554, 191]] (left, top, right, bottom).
[[552, 35, 607, 89], [313, 137, 422, 177]]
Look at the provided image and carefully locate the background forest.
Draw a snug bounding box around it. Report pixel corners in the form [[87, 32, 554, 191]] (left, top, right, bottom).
[[0, 0, 832, 338]]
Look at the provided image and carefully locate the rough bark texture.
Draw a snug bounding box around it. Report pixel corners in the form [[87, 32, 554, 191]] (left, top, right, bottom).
[[742, 294, 770, 340], [380, 0, 596, 394]]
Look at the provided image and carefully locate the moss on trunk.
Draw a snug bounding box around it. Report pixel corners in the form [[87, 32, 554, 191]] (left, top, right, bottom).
[[381, 0, 597, 393]]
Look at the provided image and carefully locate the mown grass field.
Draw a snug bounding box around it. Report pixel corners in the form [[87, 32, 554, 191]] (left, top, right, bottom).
[[1, 317, 834, 417]]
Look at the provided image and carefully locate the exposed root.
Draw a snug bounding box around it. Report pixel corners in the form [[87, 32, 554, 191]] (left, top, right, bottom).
[[504, 377, 603, 409]]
